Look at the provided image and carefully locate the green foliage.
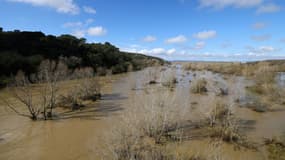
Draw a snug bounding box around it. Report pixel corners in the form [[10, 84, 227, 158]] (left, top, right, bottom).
[[0, 29, 165, 86]]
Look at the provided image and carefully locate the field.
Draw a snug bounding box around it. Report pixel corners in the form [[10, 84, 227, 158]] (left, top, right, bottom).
[[0, 61, 285, 160]]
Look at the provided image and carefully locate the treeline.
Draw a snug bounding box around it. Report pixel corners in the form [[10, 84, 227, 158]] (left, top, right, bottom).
[[0, 28, 166, 86]]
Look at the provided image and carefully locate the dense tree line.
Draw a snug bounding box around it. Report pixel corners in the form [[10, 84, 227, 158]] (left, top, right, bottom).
[[0, 28, 165, 86]]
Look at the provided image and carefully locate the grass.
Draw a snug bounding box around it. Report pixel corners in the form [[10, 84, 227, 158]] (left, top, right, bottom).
[[161, 70, 178, 90], [207, 102, 241, 142], [204, 101, 255, 149], [103, 87, 190, 159], [245, 64, 285, 107], [183, 60, 285, 77], [190, 78, 207, 94], [265, 137, 285, 160]]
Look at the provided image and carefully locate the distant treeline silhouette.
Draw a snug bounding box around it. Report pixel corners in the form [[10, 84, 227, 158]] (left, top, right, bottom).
[[0, 28, 165, 86]]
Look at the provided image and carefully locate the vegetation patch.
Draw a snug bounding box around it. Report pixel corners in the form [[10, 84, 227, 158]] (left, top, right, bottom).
[[3, 60, 102, 120], [190, 78, 207, 94], [205, 101, 256, 149], [0, 29, 166, 87], [265, 138, 285, 160]]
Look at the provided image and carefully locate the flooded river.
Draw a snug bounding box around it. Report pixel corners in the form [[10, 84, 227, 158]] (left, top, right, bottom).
[[0, 65, 285, 160]]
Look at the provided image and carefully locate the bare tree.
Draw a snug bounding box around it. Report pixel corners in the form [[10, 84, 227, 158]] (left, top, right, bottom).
[[38, 60, 68, 118], [3, 71, 42, 120]]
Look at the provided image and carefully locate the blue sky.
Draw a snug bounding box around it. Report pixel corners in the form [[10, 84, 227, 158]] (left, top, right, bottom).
[[0, 0, 285, 61]]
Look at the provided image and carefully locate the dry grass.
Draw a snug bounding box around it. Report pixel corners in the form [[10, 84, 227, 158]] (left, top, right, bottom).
[[183, 61, 284, 108], [57, 77, 101, 110], [161, 69, 178, 89], [246, 64, 284, 106], [183, 62, 243, 75], [207, 101, 242, 143], [190, 78, 207, 94], [145, 67, 160, 84], [265, 137, 285, 160], [197, 100, 255, 149], [103, 89, 190, 159], [183, 61, 285, 77]]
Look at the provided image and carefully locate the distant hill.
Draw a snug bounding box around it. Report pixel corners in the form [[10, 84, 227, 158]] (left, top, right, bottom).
[[0, 28, 166, 86]]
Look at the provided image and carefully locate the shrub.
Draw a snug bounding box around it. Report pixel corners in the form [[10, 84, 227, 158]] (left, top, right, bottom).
[[145, 67, 160, 85], [208, 101, 231, 127], [78, 77, 101, 101], [103, 90, 189, 159], [57, 88, 83, 110], [207, 101, 249, 147], [96, 67, 107, 76], [254, 65, 276, 86], [265, 138, 285, 160], [190, 78, 207, 94], [57, 67, 101, 110], [161, 70, 177, 89]]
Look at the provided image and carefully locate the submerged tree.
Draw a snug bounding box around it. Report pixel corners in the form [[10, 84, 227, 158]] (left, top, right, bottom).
[[3, 60, 69, 120], [2, 60, 104, 120], [3, 71, 41, 120], [37, 60, 68, 118]]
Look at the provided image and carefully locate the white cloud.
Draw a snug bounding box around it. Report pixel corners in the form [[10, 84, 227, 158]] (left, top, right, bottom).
[[121, 46, 178, 56], [246, 45, 279, 55], [145, 48, 178, 56], [259, 46, 277, 52], [72, 30, 85, 38], [132, 48, 165, 55], [251, 34, 271, 42], [165, 35, 187, 44], [193, 41, 206, 50], [143, 35, 157, 42], [252, 22, 266, 29], [63, 22, 83, 28], [120, 45, 284, 61], [256, 4, 281, 14], [198, 0, 263, 9], [150, 48, 166, 54], [8, 0, 79, 14], [166, 48, 176, 55], [193, 30, 217, 40], [62, 19, 94, 29], [83, 6, 96, 14], [87, 26, 107, 36]]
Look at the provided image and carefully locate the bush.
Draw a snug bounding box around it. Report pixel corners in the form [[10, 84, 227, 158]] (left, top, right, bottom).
[[191, 78, 207, 94], [253, 65, 276, 85], [204, 101, 255, 149], [57, 88, 84, 110], [145, 67, 160, 85], [161, 70, 177, 89], [96, 67, 107, 76], [208, 101, 231, 126], [103, 90, 189, 159], [265, 138, 285, 160]]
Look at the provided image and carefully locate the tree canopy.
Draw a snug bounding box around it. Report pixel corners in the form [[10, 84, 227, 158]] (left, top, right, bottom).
[[0, 28, 166, 86]]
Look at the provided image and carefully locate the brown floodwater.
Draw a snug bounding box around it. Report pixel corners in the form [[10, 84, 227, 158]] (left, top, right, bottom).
[[0, 65, 285, 160]]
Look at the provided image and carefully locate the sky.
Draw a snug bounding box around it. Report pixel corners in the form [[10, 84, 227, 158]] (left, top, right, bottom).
[[0, 0, 285, 61]]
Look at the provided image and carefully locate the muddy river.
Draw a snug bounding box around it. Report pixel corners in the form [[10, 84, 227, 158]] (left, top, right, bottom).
[[0, 65, 285, 160]]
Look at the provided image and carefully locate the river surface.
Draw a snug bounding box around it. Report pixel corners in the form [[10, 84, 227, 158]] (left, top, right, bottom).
[[0, 65, 285, 160]]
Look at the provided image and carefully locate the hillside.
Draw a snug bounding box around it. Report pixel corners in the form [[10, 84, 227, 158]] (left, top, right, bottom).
[[0, 28, 166, 86]]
